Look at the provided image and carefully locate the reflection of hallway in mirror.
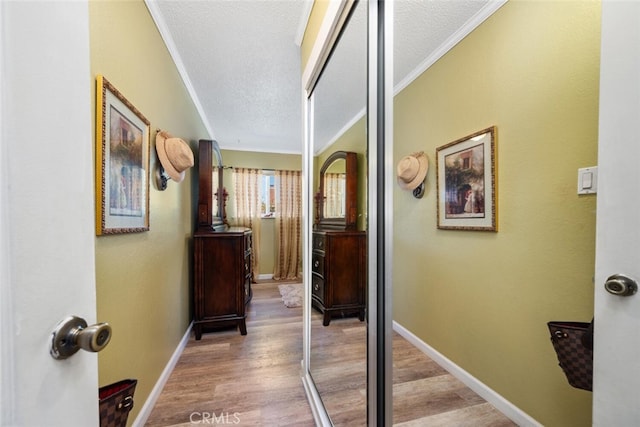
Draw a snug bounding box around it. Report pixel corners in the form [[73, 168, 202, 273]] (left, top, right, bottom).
[[310, 314, 367, 426], [146, 281, 516, 426]]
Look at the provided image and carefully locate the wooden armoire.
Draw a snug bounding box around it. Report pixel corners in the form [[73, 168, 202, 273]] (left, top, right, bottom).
[[192, 140, 252, 339]]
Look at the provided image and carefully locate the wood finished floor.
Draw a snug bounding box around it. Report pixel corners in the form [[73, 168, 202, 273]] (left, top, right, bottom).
[[145, 282, 517, 426]]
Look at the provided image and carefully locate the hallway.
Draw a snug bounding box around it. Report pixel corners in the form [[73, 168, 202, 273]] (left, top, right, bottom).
[[145, 282, 516, 426]]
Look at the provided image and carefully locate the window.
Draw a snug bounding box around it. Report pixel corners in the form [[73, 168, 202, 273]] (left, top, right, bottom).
[[260, 170, 276, 217]]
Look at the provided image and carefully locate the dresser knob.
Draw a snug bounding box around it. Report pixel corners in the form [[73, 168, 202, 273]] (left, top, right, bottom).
[[314, 283, 319, 291], [314, 260, 319, 268]]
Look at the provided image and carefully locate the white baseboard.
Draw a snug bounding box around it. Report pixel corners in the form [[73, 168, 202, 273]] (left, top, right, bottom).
[[132, 321, 193, 426], [301, 362, 332, 426], [393, 321, 542, 427], [257, 273, 273, 280]]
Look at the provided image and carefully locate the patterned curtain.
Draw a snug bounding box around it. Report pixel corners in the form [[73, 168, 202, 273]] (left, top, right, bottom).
[[323, 173, 345, 218], [232, 168, 262, 282], [273, 170, 302, 280]]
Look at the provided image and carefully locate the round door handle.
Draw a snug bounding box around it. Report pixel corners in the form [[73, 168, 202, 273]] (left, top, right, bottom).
[[604, 274, 638, 297], [77, 323, 112, 352], [50, 315, 112, 360]]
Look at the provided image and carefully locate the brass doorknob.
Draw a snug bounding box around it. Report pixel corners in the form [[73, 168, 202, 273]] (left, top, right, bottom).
[[50, 315, 112, 360], [604, 274, 638, 297]]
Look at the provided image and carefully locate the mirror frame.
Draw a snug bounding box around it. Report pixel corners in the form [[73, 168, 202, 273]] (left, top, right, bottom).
[[197, 139, 226, 231], [367, 1, 393, 424], [316, 151, 358, 230]]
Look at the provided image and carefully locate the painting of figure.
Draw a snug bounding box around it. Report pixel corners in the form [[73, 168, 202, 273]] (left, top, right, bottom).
[[436, 127, 497, 231], [443, 143, 485, 218]]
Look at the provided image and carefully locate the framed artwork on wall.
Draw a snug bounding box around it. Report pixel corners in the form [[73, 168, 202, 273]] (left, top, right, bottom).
[[436, 126, 497, 231], [95, 75, 150, 235]]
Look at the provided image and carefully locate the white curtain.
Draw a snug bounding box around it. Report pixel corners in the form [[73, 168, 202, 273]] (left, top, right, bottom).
[[273, 170, 302, 280], [323, 172, 345, 218], [211, 166, 221, 221], [232, 168, 262, 282]]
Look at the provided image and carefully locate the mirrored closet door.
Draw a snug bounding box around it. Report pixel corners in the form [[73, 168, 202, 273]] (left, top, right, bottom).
[[301, 1, 393, 425], [309, 1, 367, 425]]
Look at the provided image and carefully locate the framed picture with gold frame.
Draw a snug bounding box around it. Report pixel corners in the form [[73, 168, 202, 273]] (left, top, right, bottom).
[[95, 75, 150, 235], [436, 126, 497, 231]]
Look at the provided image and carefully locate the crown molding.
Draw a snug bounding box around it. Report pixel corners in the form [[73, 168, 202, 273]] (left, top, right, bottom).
[[394, 0, 508, 96]]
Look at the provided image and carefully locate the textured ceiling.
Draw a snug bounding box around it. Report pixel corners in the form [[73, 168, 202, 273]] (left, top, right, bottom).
[[147, 0, 503, 155]]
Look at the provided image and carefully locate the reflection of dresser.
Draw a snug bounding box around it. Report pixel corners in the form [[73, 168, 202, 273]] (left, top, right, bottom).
[[193, 227, 252, 339], [312, 230, 366, 326]]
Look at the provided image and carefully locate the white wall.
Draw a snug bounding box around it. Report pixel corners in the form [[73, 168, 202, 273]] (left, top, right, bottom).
[[1, 1, 98, 425]]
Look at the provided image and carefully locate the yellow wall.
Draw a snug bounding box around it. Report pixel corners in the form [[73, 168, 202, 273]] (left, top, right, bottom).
[[89, 1, 209, 423], [393, 2, 600, 426]]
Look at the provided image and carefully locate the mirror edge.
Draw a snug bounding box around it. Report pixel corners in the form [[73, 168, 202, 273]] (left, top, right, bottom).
[[366, 0, 393, 424], [301, 1, 357, 426]]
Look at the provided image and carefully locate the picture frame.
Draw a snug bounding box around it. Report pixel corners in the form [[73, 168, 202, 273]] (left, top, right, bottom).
[[436, 126, 497, 231], [95, 75, 150, 235]]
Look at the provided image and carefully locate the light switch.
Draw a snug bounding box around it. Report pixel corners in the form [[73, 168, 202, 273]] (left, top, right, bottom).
[[577, 166, 597, 194]]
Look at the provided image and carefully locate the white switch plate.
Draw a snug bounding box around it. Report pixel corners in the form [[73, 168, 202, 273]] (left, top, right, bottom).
[[577, 166, 597, 194]]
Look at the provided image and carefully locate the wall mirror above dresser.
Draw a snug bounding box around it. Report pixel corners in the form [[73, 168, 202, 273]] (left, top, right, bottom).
[[315, 151, 358, 230], [197, 139, 227, 232]]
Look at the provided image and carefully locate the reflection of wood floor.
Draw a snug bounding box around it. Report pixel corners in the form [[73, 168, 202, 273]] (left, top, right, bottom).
[[145, 282, 516, 426]]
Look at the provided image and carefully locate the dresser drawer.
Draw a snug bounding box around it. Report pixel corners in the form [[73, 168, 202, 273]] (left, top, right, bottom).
[[311, 252, 324, 277], [312, 274, 324, 299], [312, 233, 326, 252]]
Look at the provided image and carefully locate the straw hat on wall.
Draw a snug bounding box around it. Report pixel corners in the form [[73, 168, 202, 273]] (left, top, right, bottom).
[[155, 130, 194, 182], [396, 151, 428, 190]]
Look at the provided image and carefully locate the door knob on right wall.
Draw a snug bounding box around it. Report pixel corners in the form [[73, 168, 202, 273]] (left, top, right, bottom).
[[604, 274, 638, 297], [50, 315, 112, 360]]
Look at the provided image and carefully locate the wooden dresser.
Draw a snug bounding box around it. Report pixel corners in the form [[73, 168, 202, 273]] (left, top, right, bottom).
[[193, 227, 252, 339], [311, 230, 366, 326]]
